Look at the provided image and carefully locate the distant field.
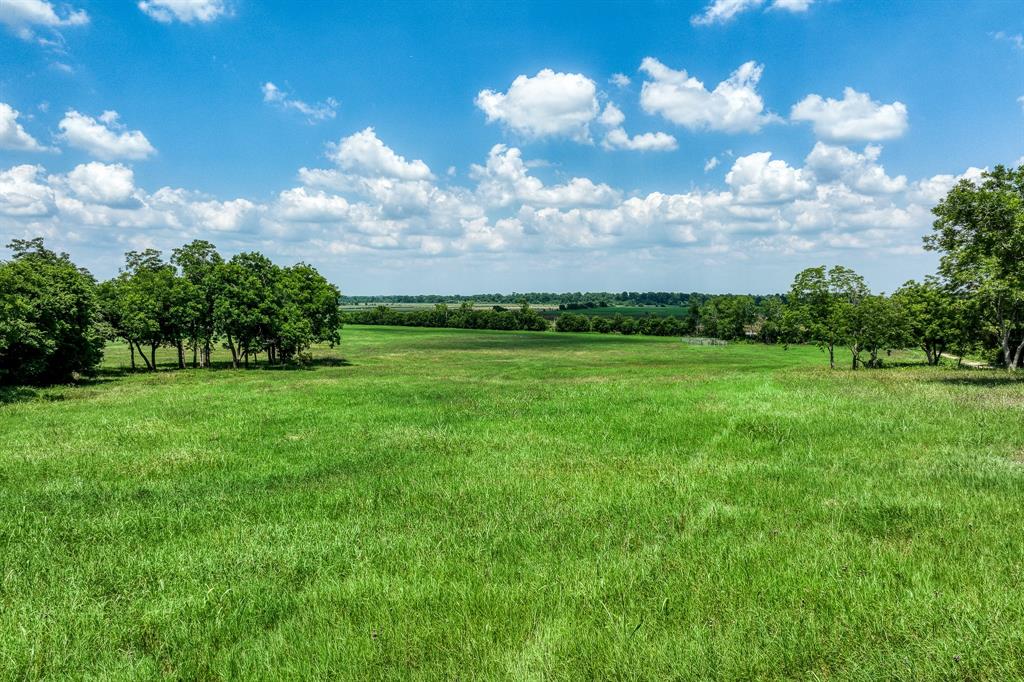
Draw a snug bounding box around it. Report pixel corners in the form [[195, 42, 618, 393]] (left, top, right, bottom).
[[2, 326, 1023, 678], [552, 305, 692, 318], [340, 302, 689, 320]]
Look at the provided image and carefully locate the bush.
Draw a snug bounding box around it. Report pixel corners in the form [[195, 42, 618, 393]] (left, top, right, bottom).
[[555, 313, 592, 332]]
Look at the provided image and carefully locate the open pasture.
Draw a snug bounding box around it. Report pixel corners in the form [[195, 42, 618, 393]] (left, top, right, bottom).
[[2, 326, 1023, 679]]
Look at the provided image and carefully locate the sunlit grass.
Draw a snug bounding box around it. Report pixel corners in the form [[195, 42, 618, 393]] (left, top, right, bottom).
[[1, 326, 1023, 679]]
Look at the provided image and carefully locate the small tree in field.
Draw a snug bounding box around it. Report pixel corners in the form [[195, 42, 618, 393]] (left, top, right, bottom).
[[785, 266, 865, 368], [893, 277, 959, 365]]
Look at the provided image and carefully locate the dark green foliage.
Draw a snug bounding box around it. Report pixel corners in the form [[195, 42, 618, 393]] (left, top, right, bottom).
[[926, 164, 1024, 369], [0, 239, 103, 384], [554, 313, 592, 332], [344, 301, 548, 332], [91, 242, 342, 372]]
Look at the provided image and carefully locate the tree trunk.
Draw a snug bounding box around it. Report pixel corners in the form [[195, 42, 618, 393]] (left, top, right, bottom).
[[129, 342, 136, 370], [1002, 329, 1013, 370], [150, 345, 157, 371], [243, 350, 249, 369], [828, 344, 835, 370], [192, 344, 198, 368], [226, 335, 238, 369], [1012, 336, 1024, 371], [177, 341, 185, 369], [133, 341, 153, 370]]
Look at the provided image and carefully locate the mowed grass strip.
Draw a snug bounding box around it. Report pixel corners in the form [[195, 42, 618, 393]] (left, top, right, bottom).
[[1, 326, 1023, 679]]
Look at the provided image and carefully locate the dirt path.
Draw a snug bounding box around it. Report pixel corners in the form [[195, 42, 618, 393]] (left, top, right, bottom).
[[940, 353, 990, 369]]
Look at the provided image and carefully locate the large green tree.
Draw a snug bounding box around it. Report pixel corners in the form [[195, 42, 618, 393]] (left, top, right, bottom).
[[171, 240, 223, 367], [926, 164, 1024, 369], [0, 239, 103, 384]]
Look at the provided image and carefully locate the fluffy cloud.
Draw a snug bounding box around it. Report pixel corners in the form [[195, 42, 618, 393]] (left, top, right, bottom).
[[472, 144, 621, 208], [62, 162, 138, 206], [610, 73, 631, 88], [639, 58, 776, 133], [691, 0, 815, 25], [0, 165, 54, 216], [327, 127, 433, 181], [791, 88, 908, 141], [58, 110, 156, 161], [726, 152, 812, 203], [262, 82, 338, 123], [704, 156, 720, 172], [598, 103, 626, 128], [0, 103, 46, 151], [0, 0, 87, 40], [804, 142, 906, 194], [476, 69, 599, 142], [602, 128, 678, 152], [597, 102, 677, 151], [138, 0, 226, 23], [0, 127, 978, 272]]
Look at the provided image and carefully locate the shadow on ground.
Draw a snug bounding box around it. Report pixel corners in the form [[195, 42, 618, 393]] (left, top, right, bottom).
[[1, 357, 352, 406]]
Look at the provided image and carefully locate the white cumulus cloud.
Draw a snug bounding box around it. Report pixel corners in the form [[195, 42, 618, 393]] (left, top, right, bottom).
[[476, 69, 599, 142], [639, 58, 777, 133], [602, 128, 678, 152], [471, 144, 621, 208], [58, 110, 156, 161], [63, 162, 138, 206], [791, 87, 908, 142], [0, 103, 47, 151], [726, 151, 812, 203], [327, 127, 433, 181]]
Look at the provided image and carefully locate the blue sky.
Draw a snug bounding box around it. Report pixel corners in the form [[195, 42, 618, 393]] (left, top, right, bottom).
[[1, 0, 1022, 294]]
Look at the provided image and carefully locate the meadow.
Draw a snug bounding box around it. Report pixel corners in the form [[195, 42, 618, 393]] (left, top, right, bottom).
[[1, 325, 1023, 679]]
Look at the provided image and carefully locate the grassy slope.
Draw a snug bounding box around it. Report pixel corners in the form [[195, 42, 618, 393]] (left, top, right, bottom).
[[1, 326, 1023, 679]]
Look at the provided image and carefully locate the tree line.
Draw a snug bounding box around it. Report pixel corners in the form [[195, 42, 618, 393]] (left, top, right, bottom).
[[343, 303, 548, 331], [0, 239, 341, 384]]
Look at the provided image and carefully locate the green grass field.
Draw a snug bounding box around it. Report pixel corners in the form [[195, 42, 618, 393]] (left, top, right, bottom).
[[2, 326, 1023, 679]]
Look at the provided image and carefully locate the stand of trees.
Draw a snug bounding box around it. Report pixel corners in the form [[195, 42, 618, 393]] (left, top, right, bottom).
[[98, 242, 342, 370], [0, 238, 341, 384], [343, 302, 549, 331]]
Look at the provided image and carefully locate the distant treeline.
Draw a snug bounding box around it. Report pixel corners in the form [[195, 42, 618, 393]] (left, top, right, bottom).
[[343, 295, 783, 342], [342, 303, 548, 331], [341, 291, 778, 307]]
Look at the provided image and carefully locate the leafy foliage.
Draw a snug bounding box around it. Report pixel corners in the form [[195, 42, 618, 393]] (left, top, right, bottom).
[[0, 239, 103, 384]]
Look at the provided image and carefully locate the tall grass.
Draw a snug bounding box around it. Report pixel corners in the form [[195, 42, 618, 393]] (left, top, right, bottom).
[[1, 326, 1022, 679]]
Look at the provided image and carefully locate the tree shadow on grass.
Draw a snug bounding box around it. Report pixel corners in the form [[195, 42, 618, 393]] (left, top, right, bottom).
[[0, 386, 42, 405], [0, 374, 118, 405], [1, 356, 352, 406]]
